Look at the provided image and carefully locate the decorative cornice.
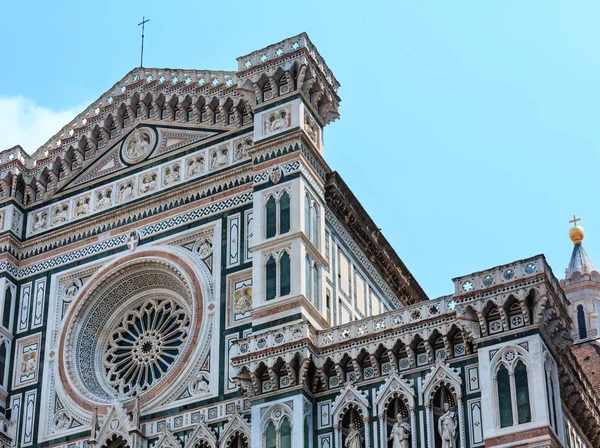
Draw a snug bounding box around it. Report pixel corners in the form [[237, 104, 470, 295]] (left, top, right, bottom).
[[325, 171, 428, 306]]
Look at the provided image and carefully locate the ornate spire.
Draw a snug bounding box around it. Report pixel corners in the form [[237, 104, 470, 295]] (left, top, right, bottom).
[[566, 217, 597, 280]]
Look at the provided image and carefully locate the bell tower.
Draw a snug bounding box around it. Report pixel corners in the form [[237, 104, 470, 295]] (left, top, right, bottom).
[[560, 218, 600, 340]]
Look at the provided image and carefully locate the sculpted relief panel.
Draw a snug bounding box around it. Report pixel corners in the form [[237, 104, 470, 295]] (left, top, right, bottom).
[[26, 133, 252, 237]]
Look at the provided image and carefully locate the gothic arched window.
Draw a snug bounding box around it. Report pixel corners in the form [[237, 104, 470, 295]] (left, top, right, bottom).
[[2, 288, 11, 330], [304, 194, 311, 236], [497, 364, 512, 428], [305, 255, 312, 301], [227, 434, 249, 448], [312, 261, 319, 309], [266, 256, 277, 300], [0, 343, 6, 388], [265, 421, 276, 448], [304, 192, 320, 247], [265, 191, 290, 240], [280, 252, 290, 297], [493, 350, 532, 428], [266, 196, 277, 239], [280, 192, 290, 234], [515, 361, 531, 424], [577, 304, 587, 339], [280, 418, 291, 448], [311, 202, 319, 246], [266, 251, 291, 301]]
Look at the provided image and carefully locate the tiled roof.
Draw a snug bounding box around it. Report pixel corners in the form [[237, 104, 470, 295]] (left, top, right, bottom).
[[572, 340, 600, 397]]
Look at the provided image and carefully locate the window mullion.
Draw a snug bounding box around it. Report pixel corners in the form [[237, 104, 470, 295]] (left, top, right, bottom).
[[509, 371, 518, 426]]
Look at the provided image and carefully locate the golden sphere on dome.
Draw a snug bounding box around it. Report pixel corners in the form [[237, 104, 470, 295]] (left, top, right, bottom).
[[569, 225, 585, 244]]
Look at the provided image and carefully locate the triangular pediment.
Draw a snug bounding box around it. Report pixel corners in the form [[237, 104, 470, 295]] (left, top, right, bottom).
[[375, 374, 415, 414], [56, 124, 224, 193], [94, 402, 137, 447]]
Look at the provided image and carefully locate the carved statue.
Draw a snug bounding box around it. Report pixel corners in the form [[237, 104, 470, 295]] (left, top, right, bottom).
[[438, 403, 457, 448], [345, 423, 363, 448], [389, 416, 411, 448], [187, 157, 205, 177], [210, 147, 228, 169], [32, 212, 47, 232], [140, 173, 157, 193], [96, 189, 112, 210], [305, 114, 318, 141], [20, 351, 37, 376], [54, 412, 70, 430], [118, 182, 134, 203], [53, 205, 69, 224], [75, 197, 90, 216], [126, 130, 151, 159], [65, 280, 80, 297], [267, 110, 288, 133], [163, 166, 181, 186], [233, 286, 252, 315]]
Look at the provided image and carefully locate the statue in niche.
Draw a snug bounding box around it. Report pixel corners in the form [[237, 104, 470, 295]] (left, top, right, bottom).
[[345, 423, 363, 448], [389, 416, 411, 448], [126, 130, 151, 159], [438, 403, 457, 448]]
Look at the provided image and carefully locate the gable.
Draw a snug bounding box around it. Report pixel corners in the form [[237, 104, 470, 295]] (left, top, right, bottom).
[[57, 123, 224, 193]]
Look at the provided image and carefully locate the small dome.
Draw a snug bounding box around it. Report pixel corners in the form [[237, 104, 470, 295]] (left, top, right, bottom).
[[570, 225, 585, 244]]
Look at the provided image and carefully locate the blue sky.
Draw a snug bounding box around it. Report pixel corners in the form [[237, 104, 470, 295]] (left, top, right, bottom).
[[1, 1, 599, 298]]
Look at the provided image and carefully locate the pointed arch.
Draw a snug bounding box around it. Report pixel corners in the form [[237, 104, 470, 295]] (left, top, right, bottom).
[[375, 374, 417, 448], [220, 411, 251, 448], [332, 383, 371, 448], [421, 362, 465, 448]]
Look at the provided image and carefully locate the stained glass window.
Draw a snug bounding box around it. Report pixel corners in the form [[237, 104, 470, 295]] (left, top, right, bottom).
[[497, 364, 513, 428], [305, 255, 312, 300], [2, 289, 11, 329], [313, 263, 319, 308], [0, 344, 5, 387], [266, 256, 277, 300], [280, 252, 291, 297], [280, 192, 290, 234], [515, 361, 531, 424], [266, 196, 277, 238], [265, 422, 276, 448], [311, 203, 319, 245], [281, 418, 292, 448], [304, 194, 311, 237]]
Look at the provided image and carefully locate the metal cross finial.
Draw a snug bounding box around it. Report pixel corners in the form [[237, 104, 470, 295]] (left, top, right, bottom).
[[569, 215, 581, 227], [138, 16, 150, 68]]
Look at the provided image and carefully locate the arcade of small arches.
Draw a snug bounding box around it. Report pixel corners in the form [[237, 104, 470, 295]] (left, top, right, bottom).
[[1, 51, 336, 206], [235, 290, 543, 399]]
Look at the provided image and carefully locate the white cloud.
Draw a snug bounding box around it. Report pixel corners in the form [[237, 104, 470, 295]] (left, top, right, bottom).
[[0, 96, 85, 155]]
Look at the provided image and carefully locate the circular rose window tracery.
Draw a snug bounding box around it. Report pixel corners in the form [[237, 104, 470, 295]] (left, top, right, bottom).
[[103, 297, 191, 396], [60, 253, 205, 408]]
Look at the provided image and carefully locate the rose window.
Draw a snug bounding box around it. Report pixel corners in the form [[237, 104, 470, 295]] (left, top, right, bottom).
[[103, 298, 191, 396], [61, 257, 204, 407]]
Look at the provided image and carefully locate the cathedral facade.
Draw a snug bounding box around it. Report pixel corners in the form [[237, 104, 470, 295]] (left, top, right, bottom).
[[0, 33, 598, 448]]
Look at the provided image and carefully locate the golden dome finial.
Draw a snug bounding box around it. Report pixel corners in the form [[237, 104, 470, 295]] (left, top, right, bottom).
[[569, 215, 585, 244]]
